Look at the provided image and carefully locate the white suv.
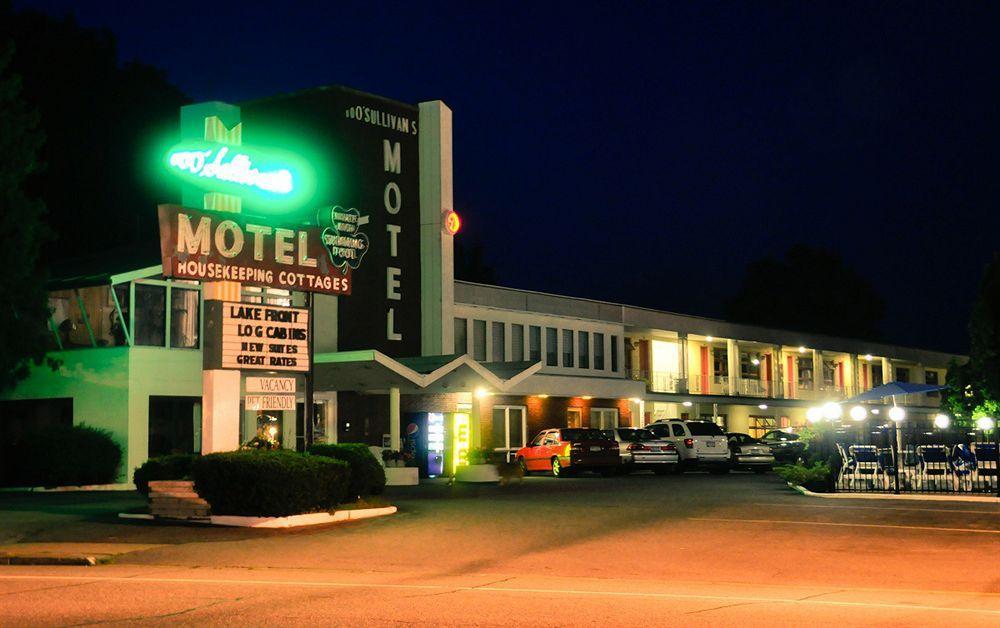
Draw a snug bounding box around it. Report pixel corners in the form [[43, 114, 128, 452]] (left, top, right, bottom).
[[645, 420, 731, 473]]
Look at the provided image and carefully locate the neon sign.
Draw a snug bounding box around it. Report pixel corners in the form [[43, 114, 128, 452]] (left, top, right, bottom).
[[451, 412, 470, 475], [164, 140, 315, 208], [443, 209, 461, 235]]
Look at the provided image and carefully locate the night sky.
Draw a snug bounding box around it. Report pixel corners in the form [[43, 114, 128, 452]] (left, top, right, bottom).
[[16, 1, 1000, 353]]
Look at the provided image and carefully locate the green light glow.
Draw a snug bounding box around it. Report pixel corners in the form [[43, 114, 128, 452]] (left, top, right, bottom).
[[164, 140, 316, 211]]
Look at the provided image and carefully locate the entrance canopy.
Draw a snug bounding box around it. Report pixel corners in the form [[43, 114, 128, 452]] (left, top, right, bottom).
[[844, 381, 946, 403], [313, 350, 542, 394]]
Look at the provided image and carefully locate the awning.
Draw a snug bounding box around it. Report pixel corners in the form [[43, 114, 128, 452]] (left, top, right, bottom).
[[313, 350, 543, 394], [844, 381, 946, 403]]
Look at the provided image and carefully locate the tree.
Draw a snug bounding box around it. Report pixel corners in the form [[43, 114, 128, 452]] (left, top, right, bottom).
[[942, 253, 1000, 426], [724, 245, 885, 340], [0, 7, 188, 262], [0, 41, 54, 390]]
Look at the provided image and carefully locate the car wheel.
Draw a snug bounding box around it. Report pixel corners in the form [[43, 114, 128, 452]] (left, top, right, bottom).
[[551, 457, 563, 478], [517, 457, 528, 476]]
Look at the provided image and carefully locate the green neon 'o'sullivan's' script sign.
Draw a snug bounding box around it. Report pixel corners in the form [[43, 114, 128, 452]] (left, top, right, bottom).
[[164, 140, 316, 209]]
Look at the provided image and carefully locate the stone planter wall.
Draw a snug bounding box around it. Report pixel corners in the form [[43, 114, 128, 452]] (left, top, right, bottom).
[[148, 480, 210, 520]]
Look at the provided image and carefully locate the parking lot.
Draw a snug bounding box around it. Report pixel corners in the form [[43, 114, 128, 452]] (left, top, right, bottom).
[[1, 471, 998, 626]]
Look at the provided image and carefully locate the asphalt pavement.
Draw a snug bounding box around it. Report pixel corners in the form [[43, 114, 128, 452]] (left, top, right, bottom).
[[0, 471, 997, 626]]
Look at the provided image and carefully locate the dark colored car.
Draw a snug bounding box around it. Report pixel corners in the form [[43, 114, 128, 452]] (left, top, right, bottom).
[[760, 429, 806, 463], [515, 428, 620, 477], [726, 432, 776, 473]]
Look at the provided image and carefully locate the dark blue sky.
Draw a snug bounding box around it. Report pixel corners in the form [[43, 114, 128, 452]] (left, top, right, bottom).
[[17, 1, 1000, 353]]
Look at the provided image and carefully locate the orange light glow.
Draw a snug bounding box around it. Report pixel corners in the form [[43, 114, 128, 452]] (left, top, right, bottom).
[[443, 209, 461, 235]]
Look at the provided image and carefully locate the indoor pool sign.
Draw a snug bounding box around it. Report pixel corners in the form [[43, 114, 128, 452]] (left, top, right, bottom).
[[165, 140, 313, 206], [318, 205, 370, 272]]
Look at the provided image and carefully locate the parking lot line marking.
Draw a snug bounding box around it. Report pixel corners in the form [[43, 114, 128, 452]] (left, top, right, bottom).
[[689, 517, 1000, 534], [0, 574, 997, 616], [754, 502, 999, 515]]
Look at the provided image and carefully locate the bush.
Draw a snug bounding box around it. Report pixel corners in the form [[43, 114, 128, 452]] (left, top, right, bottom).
[[2, 424, 122, 488], [133, 454, 198, 496], [309, 443, 385, 499], [774, 462, 832, 493], [192, 450, 349, 517]]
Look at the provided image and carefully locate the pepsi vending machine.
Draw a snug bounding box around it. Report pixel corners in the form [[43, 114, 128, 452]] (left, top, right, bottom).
[[401, 412, 446, 478]]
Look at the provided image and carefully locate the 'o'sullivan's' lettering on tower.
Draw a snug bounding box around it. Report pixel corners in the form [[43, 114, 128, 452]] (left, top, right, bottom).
[[157, 205, 350, 295]]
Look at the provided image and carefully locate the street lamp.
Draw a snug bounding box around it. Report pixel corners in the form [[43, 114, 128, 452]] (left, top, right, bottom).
[[806, 406, 823, 423], [888, 406, 906, 422], [976, 416, 996, 431], [849, 405, 868, 421], [933, 413, 950, 429]]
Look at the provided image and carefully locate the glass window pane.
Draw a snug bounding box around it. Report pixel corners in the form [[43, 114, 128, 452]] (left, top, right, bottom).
[[509, 408, 524, 447], [491, 322, 505, 362], [611, 335, 619, 372], [135, 284, 166, 346], [511, 324, 524, 361], [545, 327, 558, 366], [170, 288, 200, 348], [529, 326, 541, 362], [578, 332, 590, 369], [594, 332, 605, 370], [491, 407, 507, 449], [473, 320, 486, 361], [454, 318, 468, 355], [562, 330, 574, 367]]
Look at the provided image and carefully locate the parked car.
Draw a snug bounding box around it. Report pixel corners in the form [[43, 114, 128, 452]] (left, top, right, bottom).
[[760, 429, 806, 463], [645, 420, 731, 473], [605, 428, 680, 474], [515, 428, 620, 477], [726, 432, 775, 473]]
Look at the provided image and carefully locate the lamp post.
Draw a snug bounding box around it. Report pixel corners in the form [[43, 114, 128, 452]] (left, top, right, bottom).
[[888, 404, 905, 494]]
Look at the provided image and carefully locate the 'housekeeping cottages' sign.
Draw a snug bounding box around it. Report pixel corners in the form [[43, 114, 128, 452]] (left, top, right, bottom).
[[158, 205, 351, 295], [204, 302, 309, 372]]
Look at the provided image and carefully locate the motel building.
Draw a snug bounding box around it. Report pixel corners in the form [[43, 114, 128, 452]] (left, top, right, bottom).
[[0, 85, 962, 483]]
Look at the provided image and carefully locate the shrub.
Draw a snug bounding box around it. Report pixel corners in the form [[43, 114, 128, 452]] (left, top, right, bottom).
[[309, 443, 385, 499], [2, 424, 122, 488], [774, 462, 832, 493], [133, 454, 198, 496], [192, 450, 349, 517]]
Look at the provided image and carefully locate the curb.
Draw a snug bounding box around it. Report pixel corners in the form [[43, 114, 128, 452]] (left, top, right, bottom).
[[0, 483, 135, 493], [787, 482, 1000, 504], [209, 506, 398, 528], [0, 555, 98, 566]]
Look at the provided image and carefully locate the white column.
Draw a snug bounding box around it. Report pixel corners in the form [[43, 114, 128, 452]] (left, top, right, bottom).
[[389, 387, 401, 451], [813, 349, 823, 395], [678, 333, 689, 393], [201, 369, 241, 453], [324, 397, 337, 444], [726, 339, 738, 395], [882, 357, 893, 384]]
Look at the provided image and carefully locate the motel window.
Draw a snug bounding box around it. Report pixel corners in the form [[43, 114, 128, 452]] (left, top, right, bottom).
[[611, 335, 619, 372], [473, 320, 487, 361], [739, 352, 760, 380], [454, 318, 468, 354], [170, 288, 200, 349], [749, 416, 777, 439], [578, 331, 590, 369], [491, 322, 505, 362], [148, 396, 201, 458], [545, 327, 558, 366], [896, 367, 910, 383], [491, 406, 526, 460], [797, 356, 813, 388], [594, 333, 605, 370], [511, 324, 524, 361], [872, 364, 884, 386], [47, 285, 122, 349], [562, 329, 574, 367], [713, 348, 728, 378], [925, 370, 940, 397], [823, 360, 836, 388], [134, 284, 166, 347], [529, 326, 541, 362]]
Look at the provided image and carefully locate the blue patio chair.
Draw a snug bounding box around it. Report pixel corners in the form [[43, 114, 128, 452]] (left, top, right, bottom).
[[972, 443, 998, 492], [950, 444, 977, 492], [915, 445, 952, 491], [845, 445, 881, 489]]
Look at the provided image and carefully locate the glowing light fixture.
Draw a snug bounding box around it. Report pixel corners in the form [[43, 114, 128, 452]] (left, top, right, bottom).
[[581, 395, 592, 400], [976, 416, 995, 431], [758, 404, 768, 410], [863, 354, 873, 361], [822, 401, 842, 421], [933, 414, 950, 429], [751, 357, 761, 366], [682, 401, 693, 407], [871, 409, 880, 415], [798, 346, 807, 353], [536, 394, 549, 399], [475, 387, 491, 399], [705, 336, 714, 342], [849, 405, 868, 421], [888, 406, 906, 422], [629, 397, 642, 403], [443, 209, 461, 235], [806, 407, 823, 423]]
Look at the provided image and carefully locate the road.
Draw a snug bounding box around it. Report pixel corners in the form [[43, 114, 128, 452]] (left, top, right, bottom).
[[1, 472, 998, 626]]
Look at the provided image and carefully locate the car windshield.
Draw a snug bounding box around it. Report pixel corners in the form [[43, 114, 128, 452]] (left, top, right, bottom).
[[618, 428, 657, 442], [560, 428, 608, 441], [686, 422, 724, 436], [767, 431, 799, 441]]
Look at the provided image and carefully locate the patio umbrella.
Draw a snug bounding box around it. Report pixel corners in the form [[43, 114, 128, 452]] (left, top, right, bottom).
[[844, 381, 946, 404]]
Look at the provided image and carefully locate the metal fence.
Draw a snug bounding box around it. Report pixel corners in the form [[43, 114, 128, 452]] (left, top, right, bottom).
[[833, 422, 999, 495]]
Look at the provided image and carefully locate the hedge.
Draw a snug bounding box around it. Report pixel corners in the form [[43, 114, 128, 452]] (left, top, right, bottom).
[[192, 450, 350, 517], [133, 454, 198, 496], [2, 424, 122, 488], [308, 443, 386, 499]]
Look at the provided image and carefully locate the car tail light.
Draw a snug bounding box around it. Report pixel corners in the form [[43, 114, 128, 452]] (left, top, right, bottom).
[[684, 438, 694, 449], [664, 443, 677, 451], [627, 443, 648, 452]]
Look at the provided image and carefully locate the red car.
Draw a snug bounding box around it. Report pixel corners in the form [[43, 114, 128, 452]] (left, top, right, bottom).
[[515, 428, 620, 477]]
